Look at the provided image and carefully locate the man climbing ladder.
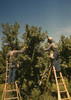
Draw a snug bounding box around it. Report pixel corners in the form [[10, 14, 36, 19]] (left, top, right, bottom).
[[42, 37, 71, 100], [44, 37, 61, 71], [2, 45, 27, 100], [39, 36, 61, 87], [2, 58, 22, 100]]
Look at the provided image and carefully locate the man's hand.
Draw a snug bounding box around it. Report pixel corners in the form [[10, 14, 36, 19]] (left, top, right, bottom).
[[24, 46, 26, 49], [17, 61, 20, 68], [24, 45, 28, 49], [17, 63, 19, 68]]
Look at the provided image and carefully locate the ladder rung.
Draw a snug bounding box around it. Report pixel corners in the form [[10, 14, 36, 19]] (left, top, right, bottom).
[[6, 83, 9, 84], [60, 90, 66, 93], [6, 69, 9, 71], [6, 89, 17, 92], [7, 69, 10, 71], [56, 70, 60, 72], [61, 98, 70, 100], [57, 77, 61, 78], [59, 83, 64, 85], [6, 97, 18, 100], [6, 76, 9, 77]]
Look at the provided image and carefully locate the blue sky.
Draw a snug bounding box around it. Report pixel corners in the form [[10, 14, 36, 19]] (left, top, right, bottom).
[[0, 0, 71, 49]]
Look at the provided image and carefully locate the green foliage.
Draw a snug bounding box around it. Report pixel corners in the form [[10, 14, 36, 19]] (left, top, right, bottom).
[[16, 24, 49, 99], [39, 92, 56, 100], [58, 35, 71, 67], [0, 23, 71, 100], [1, 22, 20, 50], [57, 35, 71, 82]]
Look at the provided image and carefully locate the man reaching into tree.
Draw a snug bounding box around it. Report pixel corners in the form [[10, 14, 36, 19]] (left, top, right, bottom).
[[6, 45, 26, 84], [44, 37, 61, 71]]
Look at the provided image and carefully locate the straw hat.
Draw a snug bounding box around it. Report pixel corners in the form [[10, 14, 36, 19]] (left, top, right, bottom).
[[48, 37, 53, 41]]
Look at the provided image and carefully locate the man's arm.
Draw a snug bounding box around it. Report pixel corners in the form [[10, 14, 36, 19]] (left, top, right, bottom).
[[14, 46, 26, 54]]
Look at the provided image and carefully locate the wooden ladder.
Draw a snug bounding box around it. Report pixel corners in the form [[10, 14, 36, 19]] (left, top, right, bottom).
[[44, 65, 71, 100], [2, 59, 22, 100], [53, 66, 71, 100]]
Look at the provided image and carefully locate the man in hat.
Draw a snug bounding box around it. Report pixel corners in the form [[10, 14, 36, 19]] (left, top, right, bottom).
[[44, 37, 61, 71]]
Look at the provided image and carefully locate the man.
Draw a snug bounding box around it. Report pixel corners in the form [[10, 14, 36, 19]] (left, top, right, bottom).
[[7, 45, 26, 84], [44, 37, 61, 71]]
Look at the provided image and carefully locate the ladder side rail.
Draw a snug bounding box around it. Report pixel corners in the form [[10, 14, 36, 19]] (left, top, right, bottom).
[[5, 59, 8, 83], [2, 59, 8, 100], [1, 85, 5, 100], [59, 72, 71, 100], [15, 82, 22, 100], [4, 59, 8, 100], [53, 66, 61, 100], [4, 84, 6, 100], [15, 82, 19, 100], [44, 65, 53, 93], [39, 67, 49, 86]]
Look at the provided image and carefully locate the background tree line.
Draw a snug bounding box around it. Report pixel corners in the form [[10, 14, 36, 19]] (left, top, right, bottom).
[[0, 22, 71, 100]]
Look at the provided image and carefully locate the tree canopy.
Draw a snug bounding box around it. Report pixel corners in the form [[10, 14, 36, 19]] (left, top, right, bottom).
[[0, 22, 71, 100]]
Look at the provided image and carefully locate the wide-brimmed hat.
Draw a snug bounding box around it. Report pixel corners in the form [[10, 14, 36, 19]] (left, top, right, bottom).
[[48, 37, 53, 41]]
